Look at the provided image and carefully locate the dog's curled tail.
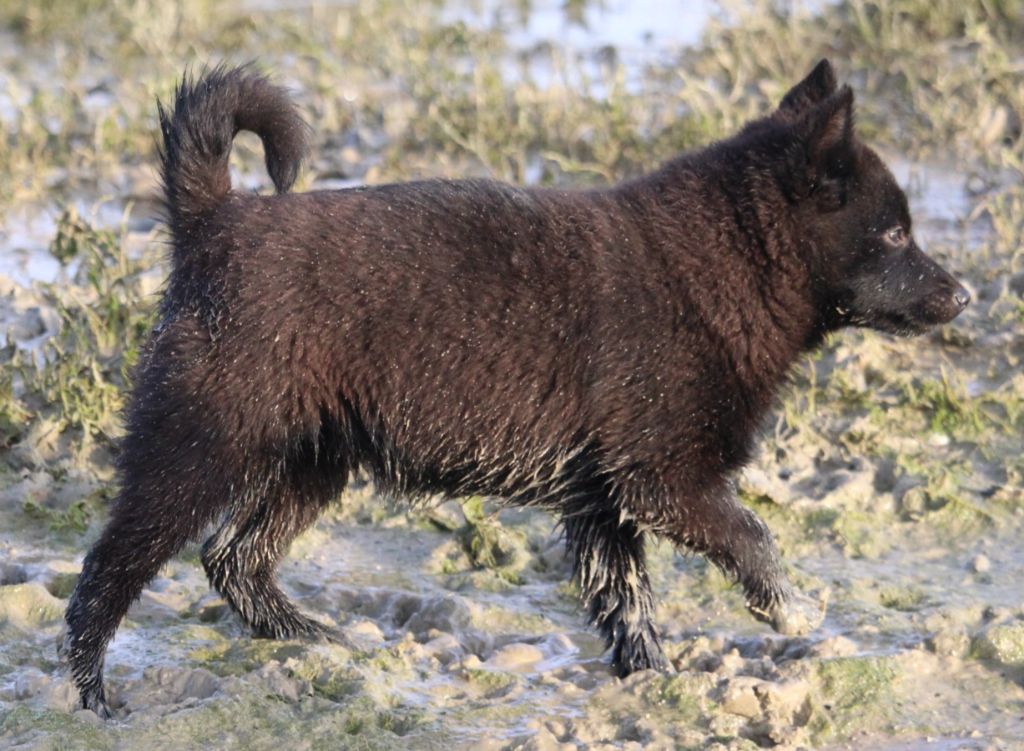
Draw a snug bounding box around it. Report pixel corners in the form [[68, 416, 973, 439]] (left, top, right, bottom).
[[158, 64, 308, 243]]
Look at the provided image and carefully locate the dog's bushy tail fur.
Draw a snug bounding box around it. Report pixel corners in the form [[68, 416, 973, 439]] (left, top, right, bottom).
[[158, 64, 308, 250]]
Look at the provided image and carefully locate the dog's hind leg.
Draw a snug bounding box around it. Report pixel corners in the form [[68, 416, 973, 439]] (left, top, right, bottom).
[[201, 460, 345, 641], [563, 509, 670, 676], [62, 437, 233, 718]]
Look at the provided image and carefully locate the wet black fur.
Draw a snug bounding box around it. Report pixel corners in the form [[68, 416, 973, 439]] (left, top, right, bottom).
[[62, 61, 968, 716]]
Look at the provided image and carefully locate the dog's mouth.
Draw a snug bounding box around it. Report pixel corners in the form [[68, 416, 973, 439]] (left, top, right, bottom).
[[856, 295, 968, 337]]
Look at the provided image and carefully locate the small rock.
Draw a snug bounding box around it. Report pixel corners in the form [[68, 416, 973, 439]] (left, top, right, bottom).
[[403, 595, 472, 638], [177, 668, 220, 701], [757, 678, 811, 722], [717, 649, 745, 675], [457, 654, 483, 672], [487, 642, 544, 671], [970, 554, 991, 574], [14, 669, 50, 699], [720, 676, 763, 719], [44, 571, 79, 600], [259, 664, 309, 703], [347, 619, 385, 644], [927, 629, 970, 657], [197, 601, 231, 623], [971, 621, 1024, 667], [72, 708, 104, 726], [899, 486, 930, 520], [0, 582, 65, 629], [0, 563, 27, 586], [423, 632, 463, 665], [45, 678, 80, 713]]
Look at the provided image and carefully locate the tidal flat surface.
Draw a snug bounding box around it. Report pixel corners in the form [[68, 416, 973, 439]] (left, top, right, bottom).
[[0, 1, 1022, 749]]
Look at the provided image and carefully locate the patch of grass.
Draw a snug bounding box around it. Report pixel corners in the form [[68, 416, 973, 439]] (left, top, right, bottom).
[[463, 667, 517, 695], [647, 671, 714, 723], [878, 584, 929, 611], [16, 209, 155, 460], [21, 485, 111, 535], [0, 705, 114, 750], [810, 655, 899, 741], [740, 489, 841, 554], [0, 369, 30, 449], [694, 0, 1023, 163], [902, 369, 986, 437], [455, 496, 527, 585]]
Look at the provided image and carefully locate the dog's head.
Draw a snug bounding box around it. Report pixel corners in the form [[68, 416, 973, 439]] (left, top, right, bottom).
[[774, 60, 969, 336]]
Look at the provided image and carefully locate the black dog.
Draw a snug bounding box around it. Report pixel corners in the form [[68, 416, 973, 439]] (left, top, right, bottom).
[[62, 60, 968, 717]]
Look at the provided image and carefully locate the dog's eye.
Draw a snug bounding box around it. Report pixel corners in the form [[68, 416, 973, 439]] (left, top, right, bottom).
[[885, 227, 908, 247]]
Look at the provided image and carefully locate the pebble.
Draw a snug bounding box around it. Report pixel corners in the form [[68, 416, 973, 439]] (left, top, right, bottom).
[[347, 619, 385, 644], [970, 554, 991, 574], [13, 669, 50, 700], [45, 678, 80, 713], [716, 649, 745, 675], [72, 708, 104, 726], [177, 669, 220, 701], [0, 563, 27, 586], [403, 595, 472, 638], [720, 677, 762, 718], [487, 642, 545, 671], [258, 664, 309, 703], [422, 632, 463, 665], [0, 582, 65, 629]]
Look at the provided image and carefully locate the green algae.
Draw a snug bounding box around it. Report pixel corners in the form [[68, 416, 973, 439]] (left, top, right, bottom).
[[971, 621, 1024, 668], [877, 584, 930, 612], [189, 640, 310, 678], [0, 705, 115, 751], [463, 667, 518, 695], [648, 672, 716, 724], [285, 651, 365, 703], [0, 582, 64, 629], [809, 656, 899, 740]]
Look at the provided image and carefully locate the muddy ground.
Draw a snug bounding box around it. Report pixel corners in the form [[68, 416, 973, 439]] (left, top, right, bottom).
[[0, 1, 1022, 749]]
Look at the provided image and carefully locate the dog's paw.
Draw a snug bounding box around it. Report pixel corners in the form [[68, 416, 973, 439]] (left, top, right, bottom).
[[255, 615, 356, 651], [750, 587, 829, 636], [610, 631, 672, 677], [308, 624, 358, 651], [78, 683, 114, 720]]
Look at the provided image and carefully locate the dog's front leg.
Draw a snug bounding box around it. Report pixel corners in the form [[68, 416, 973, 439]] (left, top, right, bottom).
[[656, 485, 828, 636], [562, 510, 670, 676]]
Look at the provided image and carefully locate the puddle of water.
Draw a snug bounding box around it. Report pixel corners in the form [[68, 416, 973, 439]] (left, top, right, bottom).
[[465, 0, 715, 55], [0, 211, 61, 287]]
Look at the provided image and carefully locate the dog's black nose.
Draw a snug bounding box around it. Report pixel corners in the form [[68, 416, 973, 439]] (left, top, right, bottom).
[[953, 286, 971, 310]]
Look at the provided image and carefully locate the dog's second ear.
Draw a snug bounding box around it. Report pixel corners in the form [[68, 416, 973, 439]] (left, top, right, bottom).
[[777, 59, 837, 118]]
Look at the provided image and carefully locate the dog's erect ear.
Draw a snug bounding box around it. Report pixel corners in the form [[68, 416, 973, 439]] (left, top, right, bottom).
[[778, 86, 856, 207], [807, 86, 854, 165], [797, 86, 856, 208], [777, 59, 837, 117]]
